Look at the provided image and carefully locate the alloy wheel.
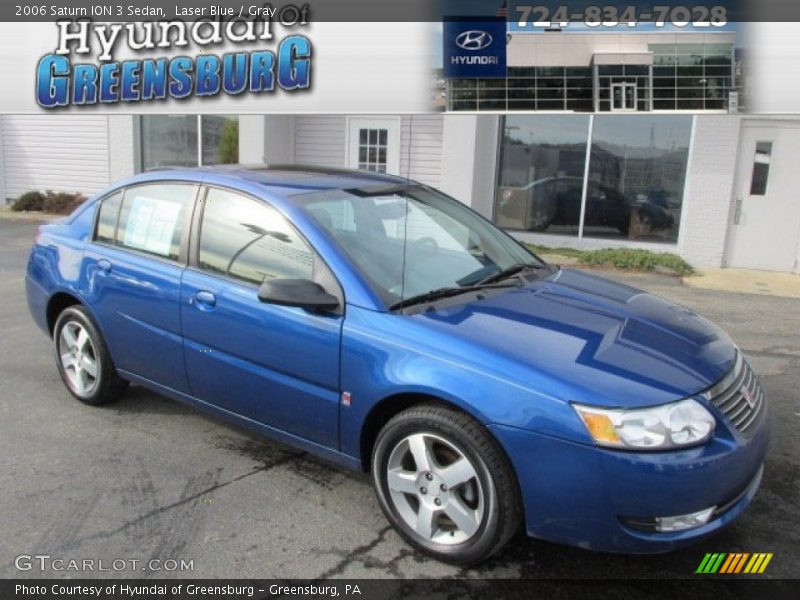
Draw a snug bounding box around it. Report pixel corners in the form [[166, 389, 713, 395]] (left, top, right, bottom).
[[58, 320, 99, 397], [385, 432, 485, 545]]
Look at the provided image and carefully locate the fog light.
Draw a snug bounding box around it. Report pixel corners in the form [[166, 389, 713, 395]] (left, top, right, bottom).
[[655, 507, 715, 532]]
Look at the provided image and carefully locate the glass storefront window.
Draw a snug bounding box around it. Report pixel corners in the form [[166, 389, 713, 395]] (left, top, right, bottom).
[[202, 116, 239, 165], [140, 115, 198, 169], [647, 43, 734, 111], [140, 116, 239, 170], [495, 115, 591, 236], [448, 42, 733, 112], [494, 115, 693, 245], [587, 115, 692, 242]]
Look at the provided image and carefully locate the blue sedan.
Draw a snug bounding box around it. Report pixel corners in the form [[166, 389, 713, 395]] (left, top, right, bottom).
[[25, 166, 769, 564]]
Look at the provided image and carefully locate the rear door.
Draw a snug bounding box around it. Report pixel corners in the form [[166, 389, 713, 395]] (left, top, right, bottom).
[[180, 186, 343, 448], [83, 183, 197, 393]]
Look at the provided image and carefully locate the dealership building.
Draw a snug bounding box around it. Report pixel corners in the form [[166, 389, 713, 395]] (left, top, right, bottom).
[[0, 113, 798, 273], [447, 31, 739, 112]]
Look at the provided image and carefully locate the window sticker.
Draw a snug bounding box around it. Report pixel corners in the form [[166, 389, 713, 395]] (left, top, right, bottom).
[[123, 196, 182, 256]]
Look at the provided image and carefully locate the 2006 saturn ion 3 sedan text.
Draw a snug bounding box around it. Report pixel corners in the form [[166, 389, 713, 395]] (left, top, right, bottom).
[[26, 166, 769, 564]]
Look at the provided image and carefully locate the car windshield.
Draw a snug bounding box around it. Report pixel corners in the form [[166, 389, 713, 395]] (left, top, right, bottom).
[[293, 184, 545, 308]]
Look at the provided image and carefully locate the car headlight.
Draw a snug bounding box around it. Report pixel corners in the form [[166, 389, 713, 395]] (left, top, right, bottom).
[[573, 398, 716, 450]]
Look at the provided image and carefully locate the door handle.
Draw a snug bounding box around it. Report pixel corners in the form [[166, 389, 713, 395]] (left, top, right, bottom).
[[193, 291, 217, 308], [96, 259, 112, 273], [733, 197, 743, 225]]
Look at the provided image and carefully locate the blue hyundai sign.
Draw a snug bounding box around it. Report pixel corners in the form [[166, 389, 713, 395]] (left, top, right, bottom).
[[443, 18, 507, 78]]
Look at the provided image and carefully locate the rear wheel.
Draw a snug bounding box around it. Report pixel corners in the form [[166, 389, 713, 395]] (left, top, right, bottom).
[[372, 404, 521, 565], [54, 305, 128, 405]]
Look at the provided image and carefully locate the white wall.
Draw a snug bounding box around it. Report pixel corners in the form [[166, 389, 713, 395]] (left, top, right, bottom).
[[294, 116, 348, 168], [293, 115, 444, 187], [0, 117, 5, 203], [238, 115, 267, 164], [679, 115, 742, 268], [747, 23, 800, 113], [439, 115, 500, 218], [108, 116, 136, 182], [0, 116, 111, 198], [239, 115, 297, 166], [399, 115, 444, 187]]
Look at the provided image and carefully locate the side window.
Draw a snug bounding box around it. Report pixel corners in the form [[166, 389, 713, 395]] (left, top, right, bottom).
[[198, 188, 315, 285], [115, 184, 195, 260], [94, 192, 123, 244], [306, 197, 357, 233]]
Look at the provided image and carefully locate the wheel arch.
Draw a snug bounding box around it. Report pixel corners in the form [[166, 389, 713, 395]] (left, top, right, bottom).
[[358, 391, 520, 496], [46, 291, 83, 336]]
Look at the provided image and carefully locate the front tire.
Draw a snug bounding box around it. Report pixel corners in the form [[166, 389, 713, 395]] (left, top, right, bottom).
[[372, 404, 521, 565], [53, 305, 128, 406]]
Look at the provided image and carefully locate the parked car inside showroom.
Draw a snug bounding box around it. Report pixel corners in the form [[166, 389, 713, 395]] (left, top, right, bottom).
[[25, 166, 769, 565], [496, 175, 675, 237]]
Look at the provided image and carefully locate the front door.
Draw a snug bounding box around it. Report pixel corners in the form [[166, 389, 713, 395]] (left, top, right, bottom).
[[611, 82, 637, 112], [180, 186, 343, 448], [347, 117, 401, 174], [725, 121, 800, 272]]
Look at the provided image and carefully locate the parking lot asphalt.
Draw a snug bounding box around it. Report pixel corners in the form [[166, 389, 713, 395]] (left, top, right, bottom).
[[1, 218, 798, 581]]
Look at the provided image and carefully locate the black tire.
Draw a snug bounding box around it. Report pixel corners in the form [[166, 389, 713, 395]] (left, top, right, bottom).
[[371, 404, 522, 565], [53, 305, 128, 406]]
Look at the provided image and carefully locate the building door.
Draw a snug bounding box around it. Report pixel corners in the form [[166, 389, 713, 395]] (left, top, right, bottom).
[[725, 120, 800, 272], [611, 82, 637, 112], [347, 117, 400, 174]]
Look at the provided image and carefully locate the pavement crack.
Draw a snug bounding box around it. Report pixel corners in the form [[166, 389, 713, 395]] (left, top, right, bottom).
[[313, 525, 394, 579], [50, 454, 296, 554]]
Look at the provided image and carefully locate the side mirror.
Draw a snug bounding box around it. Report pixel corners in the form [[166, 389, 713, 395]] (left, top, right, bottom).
[[258, 278, 340, 312]]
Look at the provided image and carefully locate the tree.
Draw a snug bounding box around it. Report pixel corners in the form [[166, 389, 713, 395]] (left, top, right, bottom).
[[218, 119, 239, 164]]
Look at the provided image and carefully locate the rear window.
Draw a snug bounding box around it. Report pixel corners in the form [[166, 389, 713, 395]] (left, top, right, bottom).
[[114, 184, 195, 260]]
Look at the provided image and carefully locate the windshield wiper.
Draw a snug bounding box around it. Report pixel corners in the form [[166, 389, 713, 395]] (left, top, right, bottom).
[[474, 263, 545, 286], [389, 282, 518, 312]]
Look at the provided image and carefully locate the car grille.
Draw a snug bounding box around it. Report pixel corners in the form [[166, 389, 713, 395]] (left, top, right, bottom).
[[703, 353, 765, 436]]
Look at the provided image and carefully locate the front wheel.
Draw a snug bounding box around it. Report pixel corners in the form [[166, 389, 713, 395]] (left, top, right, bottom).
[[372, 404, 521, 565]]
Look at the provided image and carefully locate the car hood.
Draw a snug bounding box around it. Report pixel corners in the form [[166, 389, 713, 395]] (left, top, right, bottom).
[[411, 268, 736, 408]]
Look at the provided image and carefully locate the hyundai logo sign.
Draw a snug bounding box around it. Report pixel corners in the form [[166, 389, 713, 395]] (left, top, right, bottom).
[[443, 18, 507, 78], [455, 30, 493, 51]]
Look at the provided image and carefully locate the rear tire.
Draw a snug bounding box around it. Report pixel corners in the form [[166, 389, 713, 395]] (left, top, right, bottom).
[[371, 404, 521, 565], [53, 305, 128, 406]]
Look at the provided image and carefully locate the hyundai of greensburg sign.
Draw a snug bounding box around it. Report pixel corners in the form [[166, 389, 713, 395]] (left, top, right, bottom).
[[443, 17, 507, 78]]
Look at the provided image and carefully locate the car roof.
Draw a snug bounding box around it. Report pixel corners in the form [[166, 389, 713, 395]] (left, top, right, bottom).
[[141, 164, 410, 196]]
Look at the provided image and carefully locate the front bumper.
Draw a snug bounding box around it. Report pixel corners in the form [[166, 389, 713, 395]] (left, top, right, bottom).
[[489, 402, 770, 553]]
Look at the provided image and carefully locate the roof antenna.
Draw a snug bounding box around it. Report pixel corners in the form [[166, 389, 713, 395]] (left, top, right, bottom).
[[399, 115, 413, 313]]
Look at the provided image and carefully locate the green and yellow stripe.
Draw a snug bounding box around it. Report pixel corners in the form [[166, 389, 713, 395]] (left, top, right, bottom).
[[696, 552, 773, 574]]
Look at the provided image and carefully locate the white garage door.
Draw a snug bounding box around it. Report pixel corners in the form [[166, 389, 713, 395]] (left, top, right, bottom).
[[0, 116, 111, 198]]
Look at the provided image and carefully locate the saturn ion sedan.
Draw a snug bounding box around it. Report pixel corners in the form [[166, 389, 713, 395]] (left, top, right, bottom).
[[26, 166, 769, 564]]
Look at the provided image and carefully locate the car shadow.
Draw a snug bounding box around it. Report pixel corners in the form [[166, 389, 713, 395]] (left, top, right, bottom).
[[110, 383, 371, 483]]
